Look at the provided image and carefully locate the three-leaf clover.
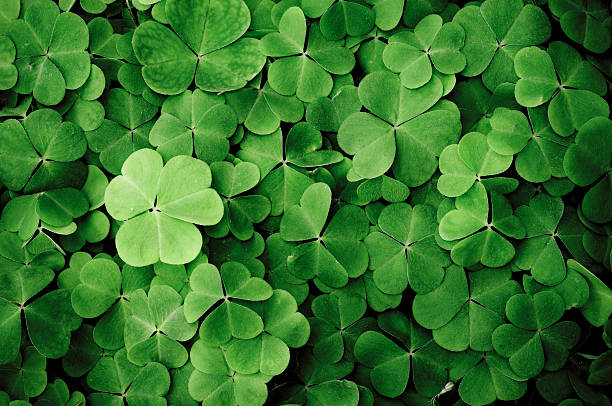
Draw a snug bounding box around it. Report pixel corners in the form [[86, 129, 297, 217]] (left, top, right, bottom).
[[438, 182, 525, 267], [132, 0, 266, 94], [383, 14, 466, 89], [0, 109, 87, 193], [7, 0, 90, 105], [549, 0, 612, 54], [514, 41, 609, 136], [491, 291, 580, 379], [105, 148, 224, 266], [365, 203, 450, 295], [301, 0, 375, 40]]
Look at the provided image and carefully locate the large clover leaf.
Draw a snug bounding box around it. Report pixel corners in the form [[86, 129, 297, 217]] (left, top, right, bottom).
[[261, 8, 355, 102], [383, 14, 465, 89], [338, 70, 459, 184], [132, 0, 265, 94], [491, 291, 580, 379], [452, 0, 551, 91], [7, 0, 90, 105], [563, 117, 612, 224], [149, 89, 237, 164], [365, 203, 450, 295], [439, 182, 525, 267], [412, 265, 521, 352], [104, 148, 224, 266], [514, 41, 609, 136], [280, 183, 370, 288], [124, 285, 197, 368], [354, 311, 451, 398], [0, 109, 87, 193]]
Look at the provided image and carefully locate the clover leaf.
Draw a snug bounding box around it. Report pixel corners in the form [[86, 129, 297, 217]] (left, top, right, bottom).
[[132, 0, 265, 94], [104, 148, 224, 266], [354, 311, 451, 398], [338, 70, 459, 184], [564, 117, 612, 224], [261, 8, 355, 102], [549, 0, 611, 54], [301, 0, 375, 40], [0, 109, 87, 193], [0, 35, 17, 90], [365, 203, 449, 295], [567, 259, 612, 327], [491, 291, 581, 379], [70, 258, 121, 318], [124, 285, 196, 368], [383, 14, 465, 89], [149, 89, 237, 163], [439, 182, 525, 267], [514, 42, 609, 136], [453, 0, 551, 91], [0, 346, 47, 399], [7, 0, 90, 105]]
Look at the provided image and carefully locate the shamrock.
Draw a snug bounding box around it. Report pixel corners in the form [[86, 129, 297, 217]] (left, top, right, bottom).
[[523, 265, 590, 311], [338, 70, 459, 184], [70, 258, 121, 318], [514, 41, 609, 136], [7, 0, 90, 105], [0, 346, 47, 399], [437, 131, 513, 198], [487, 106, 570, 183], [124, 285, 197, 368], [356, 174, 411, 204], [0, 109, 87, 193], [206, 161, 271, 241], [457, 352, 527, 406], [104, 148, 224, 266], [149, 89, 237, 163], [0, 35, 17, 90], [132, 0, 266, 94], [301, 0, 375, 40], [280, 183, 370, 288], [564, 117, 612, 224], [491, 291, 581, 379], [549, 0, 611, 54], [439, 182, 525, 267], [226, 79, 304, 136], [514, 193, 568, 285], [354, 311, 451, 398], [305, 85, 361, 132], [0, 232, 80, 363], [365, 203, 450, 295], [238, 124, 342, 216], [35, 379, 85, 406], [452, 0, 551, 91], [261, 8, 355, 102], [87, 349, 170, 405], [86, 88, 158, 176], [308, 282, 374, 364], [383, 14, 465, 89], [412, 265, 521, 351], [183, 262, 273, 346], [56, 64, 106, 132]]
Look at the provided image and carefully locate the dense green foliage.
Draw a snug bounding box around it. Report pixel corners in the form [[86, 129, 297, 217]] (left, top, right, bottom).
[[0, 0, 612, 405]]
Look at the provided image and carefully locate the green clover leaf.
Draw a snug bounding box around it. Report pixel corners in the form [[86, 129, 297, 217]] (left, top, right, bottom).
[[567, 259, 612, 327], [514, 42, 609, 136], [301, 0, 375, 40], [0, 346, 47, 399], [149, 89, 237, 163], [491, 291, 580, 379], [549, 0, 611, 54], [0, 35, 17, 90], [132, 0, 265, 94], [104, 148, 224, 266], [7, 0, 90, 105], [365, 203, 450, 295]]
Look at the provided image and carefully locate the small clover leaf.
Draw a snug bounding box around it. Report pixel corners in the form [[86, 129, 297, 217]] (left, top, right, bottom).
[[7, 0, 90, 105], [564, 117, 612, 224], [549, 0, 611, 54], [104, 148, 224, 266], [365, 203, 450, 295], [132, 0, 265, 94], [491, 291, 580, 379], [0, 346, 47, 399], [514, 42, 609, 136], [568, 259, 612, 327], [70, 258, 121, 318], [305, 85, 361, 132], [302, 0, 375, 40], [149, 89, 237, 163], [0, 35, 17, 90], [0, 109, 87, 193], [124, 285, 197, 368], [383, 14, 465, 89]]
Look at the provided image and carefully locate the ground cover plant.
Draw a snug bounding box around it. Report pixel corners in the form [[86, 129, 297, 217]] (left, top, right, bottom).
[[0, 0, 612, 405]]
